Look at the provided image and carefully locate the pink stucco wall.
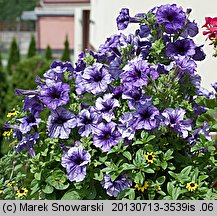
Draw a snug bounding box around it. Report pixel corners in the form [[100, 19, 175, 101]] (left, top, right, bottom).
[[37, 16, 74, 50]]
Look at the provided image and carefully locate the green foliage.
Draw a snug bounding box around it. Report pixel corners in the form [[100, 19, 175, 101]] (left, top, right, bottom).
[[61, 35, 71, 62], [27, 35, 36, 58], [7, 37, 20, 74], [0, 51, 2, 67], [45, 45, 53, 60], [0, 0, 37, 22]]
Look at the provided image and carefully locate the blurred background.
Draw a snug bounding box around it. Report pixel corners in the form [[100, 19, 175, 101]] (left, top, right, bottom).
[[0, 0, 217, 154]]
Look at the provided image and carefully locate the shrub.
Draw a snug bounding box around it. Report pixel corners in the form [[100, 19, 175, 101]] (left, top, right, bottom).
[[7, 37, 20, 74], [27, 35, 37, 58], [61, 35, 71, 62]]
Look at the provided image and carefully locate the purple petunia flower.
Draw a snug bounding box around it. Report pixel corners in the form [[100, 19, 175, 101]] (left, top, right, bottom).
[[23, 96, 44, 116], [112, 86, 126, 99], [109, 58, 123, 80], [44, 61, 74, 84], [174, 55, 197, 75], [181, 20, 199, 38], [212, 82, 217, 92], [101, 174, 132, 197], [50, 61, 74, 72], [47, 107, 77, 139], [61, 145, 91, 182], [133, 103, 160, 130], [192, 46, 206, 61], [39, 82, 70, 110], [116, 8, 130, 30], [156, 4, 186, 34], [17, 114, 41, 134], [166, 39, 196, 58], [188, 122, 211, 146], [92, 122, 121, 152], [14, 132, 39, 157], [120, 58, 158, 89], [77, 107, 102, 137], [162, 107, 192, 138], [118, 113, 136, 140], [78, 63, 112, 95], [139, 24, 151, 38], [122, 88, 151, 110], [95, 94, 120, 122], [99, 34, 121, 55]]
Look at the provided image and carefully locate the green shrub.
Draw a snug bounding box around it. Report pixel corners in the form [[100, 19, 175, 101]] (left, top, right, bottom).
[[27, 35, 36, 58], [45, 45, 53, 60], [7, 37, 20, 74], [61, 35, 71, 62]]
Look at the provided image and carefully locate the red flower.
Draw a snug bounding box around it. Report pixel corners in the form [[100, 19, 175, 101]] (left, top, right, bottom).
[[202, 17, 217, 40]]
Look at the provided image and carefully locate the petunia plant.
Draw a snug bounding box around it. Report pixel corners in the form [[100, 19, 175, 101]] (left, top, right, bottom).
[[1, 3, 217, 200]]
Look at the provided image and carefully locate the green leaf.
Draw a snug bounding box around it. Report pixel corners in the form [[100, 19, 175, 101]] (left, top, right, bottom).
[[146, 135, 156, 143], [34, 172, 41, 181], [134, 171, 145, 185], [61, 190, 82, 200], [164, 149, 174, 161], [30, 183, 40, 195], [42, 184, 54, 194], [123, 151, 132, 160], [93, 170, 104, 181], [156, 176, 166, 185], [144, 168, 155, 174], [132, 140, 143, 146], [86, 185, 97, 199], [167, 182, 174, 196], [171, 187, 181, 200], [161, 161, 168, 170], [180, 166, 192, 176], [46, 169, 69, 190], [14, 164, 23, 172]]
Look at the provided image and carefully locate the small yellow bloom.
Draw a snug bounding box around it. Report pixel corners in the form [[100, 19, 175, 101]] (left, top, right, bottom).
[[2, 129, 13, 137], [7, 110, 19, 118], [186, 181, 198, 192], [135, 181, 149, 192], [154, 185, 161, 191], [145, 152, 156, 163], [16, 188, 28, 197], [0, 190, 3, 194], [7, 181, 15, 187]]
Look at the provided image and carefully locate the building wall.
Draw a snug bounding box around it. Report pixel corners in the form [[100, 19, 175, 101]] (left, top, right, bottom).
[[89, 0, 217, 90], [37, 16, 74, 50]]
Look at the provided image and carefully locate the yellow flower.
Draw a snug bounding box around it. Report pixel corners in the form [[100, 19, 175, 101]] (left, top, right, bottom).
[[186, 181, 198, 192], [0, 190, 3, 194], [16, 188, 28, 197], [2, 129, 13, 137], [154, 185, 161, 191], [145, 152, 156, 163], [135, 181, 149, 192], [7, 181, 15, 187], [7, 110, 19, 118]]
